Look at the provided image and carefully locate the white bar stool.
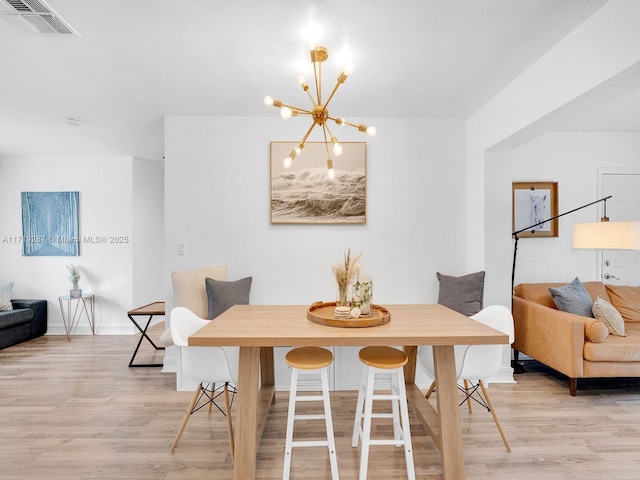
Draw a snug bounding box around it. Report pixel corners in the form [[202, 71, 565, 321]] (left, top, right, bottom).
[[352, 346, 415, 480], [283, 346, 339, 480]]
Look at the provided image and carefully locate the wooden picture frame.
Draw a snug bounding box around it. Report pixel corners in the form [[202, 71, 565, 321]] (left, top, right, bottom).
[[512, 182, 558, 237], [270, 141, 366, 224]]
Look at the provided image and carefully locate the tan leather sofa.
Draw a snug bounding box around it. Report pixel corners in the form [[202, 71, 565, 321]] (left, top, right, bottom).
[[512, 281, 640, 396]]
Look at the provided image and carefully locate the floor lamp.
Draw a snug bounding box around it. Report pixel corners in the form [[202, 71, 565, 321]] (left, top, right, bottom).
[[511, 195, 640, 372]]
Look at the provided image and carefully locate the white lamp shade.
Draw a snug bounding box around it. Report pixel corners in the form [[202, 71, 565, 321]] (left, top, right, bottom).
[[573, 221, 640, 250]]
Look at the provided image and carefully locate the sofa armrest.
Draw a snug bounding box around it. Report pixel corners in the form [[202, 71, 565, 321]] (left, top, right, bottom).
[[513, 296, 592, 378], [11, 299, 47, 338]]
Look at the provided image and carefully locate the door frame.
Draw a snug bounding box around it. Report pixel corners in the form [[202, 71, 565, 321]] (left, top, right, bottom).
[[598, 167, 640, 281]]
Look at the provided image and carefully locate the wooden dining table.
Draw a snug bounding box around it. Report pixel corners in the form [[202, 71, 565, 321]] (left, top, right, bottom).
[[189, 304, 508, 480]]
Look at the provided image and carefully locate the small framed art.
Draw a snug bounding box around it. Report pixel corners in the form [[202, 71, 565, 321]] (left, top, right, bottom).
[[512, 182, 558, 237]]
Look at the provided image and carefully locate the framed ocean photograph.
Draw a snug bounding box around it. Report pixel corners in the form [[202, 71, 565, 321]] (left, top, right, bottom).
[[270, 141, 366, 224], [21, 191, 80, 256], [512, 182, 558, 238]]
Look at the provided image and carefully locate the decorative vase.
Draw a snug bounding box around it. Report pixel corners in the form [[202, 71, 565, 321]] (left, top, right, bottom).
[[353, 274, 373, 316], [336, 283, 351, 307]]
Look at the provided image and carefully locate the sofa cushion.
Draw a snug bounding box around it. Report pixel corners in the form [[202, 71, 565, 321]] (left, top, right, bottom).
[[584, 322, 640, 362], [549, 277, 594, 318], [0, 309, 33, 330], [605, 285, 640, 323], [0, 282, 13, 311], [205, 276, 252, 320], [592, 296, 625, 336], [514, 283, 562, 308], [514, 281, 609, 309], [436, 271, 484, 316]]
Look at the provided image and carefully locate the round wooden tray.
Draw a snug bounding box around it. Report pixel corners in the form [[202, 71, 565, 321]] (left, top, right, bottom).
[[307, 302, 390, 328]]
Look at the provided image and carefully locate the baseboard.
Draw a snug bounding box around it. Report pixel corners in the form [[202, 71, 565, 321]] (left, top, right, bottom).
[[45, 318, 164, 336]]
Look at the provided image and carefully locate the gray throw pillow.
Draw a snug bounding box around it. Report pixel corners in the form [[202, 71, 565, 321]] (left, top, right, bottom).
[[549, 277, 594, 318], [205, 276, 252, 320], [436, 271, 485, 316], [0, 282, 14, 311]]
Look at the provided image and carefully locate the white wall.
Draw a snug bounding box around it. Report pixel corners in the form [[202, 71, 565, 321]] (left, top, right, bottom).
[[468, 0, 640, 296], [164, 116, 467, 308], [510, 131, 640, 286], [132, 157, 165, 309], [164, 115, 467, 388], [0, 155, 163, 335]]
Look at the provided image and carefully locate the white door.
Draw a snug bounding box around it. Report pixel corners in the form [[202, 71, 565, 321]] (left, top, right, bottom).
[[601, 172, 640, 285]]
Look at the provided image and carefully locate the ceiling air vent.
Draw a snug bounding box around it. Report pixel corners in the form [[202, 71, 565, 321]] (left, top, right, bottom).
[[0, 0, 79, 35]]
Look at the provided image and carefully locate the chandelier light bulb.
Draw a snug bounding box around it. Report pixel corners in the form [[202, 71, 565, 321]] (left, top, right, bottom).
[[283, 156, 293, 169], [343, 62, 355, 76], [331, 137, 343, 156], [280, 106, 292, 119], [263, 95, 274, 106], [299, 75, 309, 91], [366, 126, 377, 137], [327, 158, 335, 179]]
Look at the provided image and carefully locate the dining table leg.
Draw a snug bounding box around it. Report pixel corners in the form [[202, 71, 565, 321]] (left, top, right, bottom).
[[433, 344, 465, 480], [233, 346, 261, 480]]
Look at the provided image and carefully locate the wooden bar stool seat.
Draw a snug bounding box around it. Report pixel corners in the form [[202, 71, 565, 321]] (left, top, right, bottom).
[[352, 346, 415, 480], [286, 346, 333, 370], [283, 346, 339, 479]]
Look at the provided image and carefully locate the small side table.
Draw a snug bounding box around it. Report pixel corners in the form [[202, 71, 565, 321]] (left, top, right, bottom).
[[127, 301, 165, 367], [58, 294, 96, 341]]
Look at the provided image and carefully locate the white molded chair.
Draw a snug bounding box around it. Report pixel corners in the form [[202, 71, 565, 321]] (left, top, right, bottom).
[[169, 306, 239, 458], [417, 304, 514, 452]]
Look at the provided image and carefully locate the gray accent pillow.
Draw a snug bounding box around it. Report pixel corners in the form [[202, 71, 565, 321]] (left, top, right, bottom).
[[205, 276, 252, 320], [549, 277, 594, 318], [436, 271, 485, 316]]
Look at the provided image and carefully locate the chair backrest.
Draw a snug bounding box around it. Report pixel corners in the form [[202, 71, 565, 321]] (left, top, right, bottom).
[[417, 304, 514, 383], [457, 305, 514, 381], [170, 306, 239, 385], [171, 265, 227, 318], [468, 304, 514, 343]]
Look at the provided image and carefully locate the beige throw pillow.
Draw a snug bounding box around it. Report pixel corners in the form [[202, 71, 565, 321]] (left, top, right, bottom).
[[592, 295, 625, 336]]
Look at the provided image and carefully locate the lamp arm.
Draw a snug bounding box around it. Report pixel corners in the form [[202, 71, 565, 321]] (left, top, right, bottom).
[[510, 195, 612, 296], [511, 196, 611, 237]]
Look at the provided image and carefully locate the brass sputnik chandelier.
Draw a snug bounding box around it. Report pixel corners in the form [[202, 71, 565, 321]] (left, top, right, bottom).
[[264, 46, 376, 179]]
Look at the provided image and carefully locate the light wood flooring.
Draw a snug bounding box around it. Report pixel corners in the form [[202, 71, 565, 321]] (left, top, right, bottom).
[[2, 329, 640, 479]]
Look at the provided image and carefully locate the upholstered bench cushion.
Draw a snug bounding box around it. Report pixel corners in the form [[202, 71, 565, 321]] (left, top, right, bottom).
[[0, 309, 33, 330], [584, 323, 640, 362]]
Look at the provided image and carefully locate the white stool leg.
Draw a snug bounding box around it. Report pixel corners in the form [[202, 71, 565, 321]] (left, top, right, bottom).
[[390, 371, 402, 446], [283, 368, 299, 480], [320, 367, 339, 480], [352, 365, 367, 447], [359, 366, 376, 480], [396, 367, 415, 480]]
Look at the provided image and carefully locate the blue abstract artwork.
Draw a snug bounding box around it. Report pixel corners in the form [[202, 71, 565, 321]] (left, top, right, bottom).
[[21, 191, 79, 256]]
